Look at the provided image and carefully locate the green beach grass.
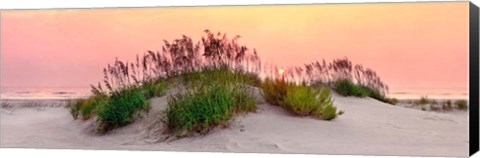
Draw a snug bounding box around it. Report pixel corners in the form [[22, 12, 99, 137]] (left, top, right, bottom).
[[165, 68, 257, 136], [69, 30, 398, 136]]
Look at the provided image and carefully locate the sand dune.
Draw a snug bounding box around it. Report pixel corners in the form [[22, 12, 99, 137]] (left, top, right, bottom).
[[0, 93, 468, 157]]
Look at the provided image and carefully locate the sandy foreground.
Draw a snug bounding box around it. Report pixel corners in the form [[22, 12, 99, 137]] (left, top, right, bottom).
[[0, 93, 469, 157]]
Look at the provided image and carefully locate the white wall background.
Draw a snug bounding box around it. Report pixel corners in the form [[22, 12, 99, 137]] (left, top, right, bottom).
[[0, 0, 478, 158]]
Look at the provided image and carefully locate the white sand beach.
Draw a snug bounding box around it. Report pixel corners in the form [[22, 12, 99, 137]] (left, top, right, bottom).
[[0, 93, 469, 157]]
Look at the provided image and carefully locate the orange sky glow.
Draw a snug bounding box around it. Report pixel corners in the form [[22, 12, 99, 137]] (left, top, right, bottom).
[[0, 2, 469, 94]]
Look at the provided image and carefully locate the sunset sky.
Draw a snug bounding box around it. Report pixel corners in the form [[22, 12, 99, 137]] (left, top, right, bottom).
[[0, 2, 469, 94]]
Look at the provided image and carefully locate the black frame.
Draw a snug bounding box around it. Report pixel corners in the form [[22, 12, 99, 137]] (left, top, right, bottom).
[[470, 1, 479, 156]]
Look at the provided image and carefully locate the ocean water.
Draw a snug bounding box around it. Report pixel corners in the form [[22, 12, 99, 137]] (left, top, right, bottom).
[[0, 87, 91, 100], [0, 87, 469, 100], [388, 87, 469, 100]]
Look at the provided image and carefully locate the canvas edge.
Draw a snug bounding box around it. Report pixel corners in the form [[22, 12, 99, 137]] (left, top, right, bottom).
[[469, 1, 480, 157]]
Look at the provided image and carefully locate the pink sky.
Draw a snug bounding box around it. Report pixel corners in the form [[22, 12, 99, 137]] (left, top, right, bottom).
[[0, 2, 469, 93]]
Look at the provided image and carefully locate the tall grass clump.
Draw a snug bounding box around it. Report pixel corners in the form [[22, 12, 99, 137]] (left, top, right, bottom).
[[283, 84, 337, 120], [158, 30, 261, 137], [141, 80, 167, 98], [80, 30, 262, 134], [81, 95, 109, 120], [165, 67, 256, 137], [261, 77, 290, 106], [441, 100, 453, 111], [414, 96, 431, 105], [454, 100, 468, 110], [68, 94, 109, 120], [165, 83, 255, 136], [97, 87, 149, 133], [238, 71, 262, 87], [358, 85, 397, 105], [68, 98, 86, 120], [261, 76, 339, 120], [272, 58, 395, 105], [334, 79, 369, 97]]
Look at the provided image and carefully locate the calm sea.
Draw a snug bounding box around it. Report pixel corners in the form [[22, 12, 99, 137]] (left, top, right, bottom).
[[0, 87, 469, 100], [388, 87, 468, 100], [0, 87, 91, 100]]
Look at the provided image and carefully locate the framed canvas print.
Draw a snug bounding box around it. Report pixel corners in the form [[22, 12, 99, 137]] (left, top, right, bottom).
[[1, 1, 479, 157]]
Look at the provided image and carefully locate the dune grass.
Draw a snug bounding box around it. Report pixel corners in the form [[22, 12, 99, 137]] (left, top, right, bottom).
[[409, 97, 468, 111], [333, 79, 397, 105], [68, 95, 109, 120], [441, 100, 453, 111], [78, 30, 400, 136], [69, 83, 162, 133], [415, 96, 431, 105], [69, 80, 161, 122], [283, 84, 338, 120], [165, 67, 256, 137], [359, 85, 397, 105], [68, 99, 84, 120], [261, 78, 339, 120], [96, 86, 149, 133], [334, 79, 369, 97], [413, 96, 438, 105], [141, 80, 167, 98], [261, 77, 290, 106], [238, 71, 262, 87], [179, 66, 260, 87], [72, 30, 264, 134], [69, 76, 166, 133], [80, 95, 109, 120], [454, 100, 468, 110], [1, 102, 12, 108]]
